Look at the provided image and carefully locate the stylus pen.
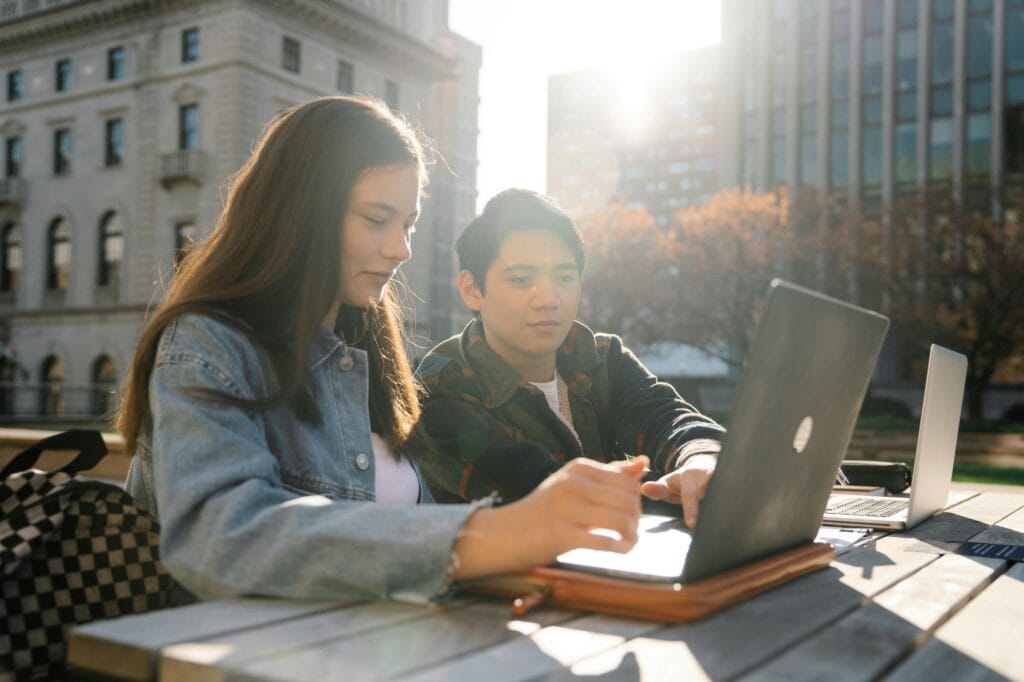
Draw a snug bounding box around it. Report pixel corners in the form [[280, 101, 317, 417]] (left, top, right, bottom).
[[835, 466, 851, 486]]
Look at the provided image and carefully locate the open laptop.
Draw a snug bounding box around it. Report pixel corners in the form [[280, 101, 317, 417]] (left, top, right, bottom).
[[822, 344, 967, 530], [556, 279, 890, 584]]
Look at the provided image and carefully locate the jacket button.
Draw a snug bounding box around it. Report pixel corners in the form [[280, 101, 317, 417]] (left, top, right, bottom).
[[355, 453, 370, 470], [338, 355, 354, 371]]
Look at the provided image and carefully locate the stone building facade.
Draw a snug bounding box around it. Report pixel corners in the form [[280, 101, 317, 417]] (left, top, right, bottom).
[[0, 0, 479, 422]]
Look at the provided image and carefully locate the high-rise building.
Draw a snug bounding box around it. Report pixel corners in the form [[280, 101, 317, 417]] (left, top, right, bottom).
[[0, 0, 479, 422], [547, 47, 720, 225], [719, 0, 1020, 214]]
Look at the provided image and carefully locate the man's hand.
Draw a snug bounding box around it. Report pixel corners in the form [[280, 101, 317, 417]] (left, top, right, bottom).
[[640, 453, 717, 529]]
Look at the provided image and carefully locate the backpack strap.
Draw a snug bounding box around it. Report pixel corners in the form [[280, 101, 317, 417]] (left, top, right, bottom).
[[0, 430, 108, 479]]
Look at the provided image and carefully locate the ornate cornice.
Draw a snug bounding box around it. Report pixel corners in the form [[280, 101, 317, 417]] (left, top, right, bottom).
[[0, 0, 160, 49], [258, 0, 457, 81]]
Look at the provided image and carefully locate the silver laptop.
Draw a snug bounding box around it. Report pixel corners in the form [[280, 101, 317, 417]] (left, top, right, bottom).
[[823, 344, 967, 530], [556, 279, 889, 584]]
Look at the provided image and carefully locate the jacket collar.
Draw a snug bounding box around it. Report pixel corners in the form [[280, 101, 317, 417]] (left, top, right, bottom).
[[459, 317, 600, 408]]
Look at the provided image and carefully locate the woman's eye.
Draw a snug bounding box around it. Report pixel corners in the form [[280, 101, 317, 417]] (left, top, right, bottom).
[[365, 216, 387, 227]]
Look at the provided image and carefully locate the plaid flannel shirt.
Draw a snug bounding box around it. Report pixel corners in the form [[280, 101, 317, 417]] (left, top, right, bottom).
[[415, 319, 725, 503]]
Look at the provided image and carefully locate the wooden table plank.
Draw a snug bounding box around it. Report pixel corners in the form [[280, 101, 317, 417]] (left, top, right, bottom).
[[160, 599, 473, 682], [67, 599, 353, 681], [536, 535, 934, 681], [544, 493, 1019, 682], [729, 493, 1024, 681], [735, 554, 1004, 682], [884, 562, 1024, 681], [399, 612, 663, 682], [193, 600, 577, 681]]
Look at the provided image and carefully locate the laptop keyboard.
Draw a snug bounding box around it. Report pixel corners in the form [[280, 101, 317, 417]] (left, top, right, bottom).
[[827, 496, 909, 518]]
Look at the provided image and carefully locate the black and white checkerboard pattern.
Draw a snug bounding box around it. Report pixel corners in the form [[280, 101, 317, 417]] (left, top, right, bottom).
[[1, 473, 175, 680]]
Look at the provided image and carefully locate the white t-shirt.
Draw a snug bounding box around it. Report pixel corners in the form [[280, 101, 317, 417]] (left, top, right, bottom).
[[528, 376, 579, 439], [370, 432, 419, 506]]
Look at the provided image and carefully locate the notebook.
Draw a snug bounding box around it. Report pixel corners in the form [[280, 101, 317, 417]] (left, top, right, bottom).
[[823, 344, 967, 530], [556, 279, 889, 584]]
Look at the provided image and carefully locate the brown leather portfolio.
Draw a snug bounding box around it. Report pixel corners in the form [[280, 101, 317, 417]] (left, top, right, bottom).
[[463, 541, 835, 623]]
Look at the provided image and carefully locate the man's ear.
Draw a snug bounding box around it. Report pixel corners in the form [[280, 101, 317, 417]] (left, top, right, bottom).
[[457, 270, 483, 312]]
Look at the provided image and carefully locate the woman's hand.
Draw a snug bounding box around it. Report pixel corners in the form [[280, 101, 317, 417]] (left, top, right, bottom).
[[449, 456, 648, 580]]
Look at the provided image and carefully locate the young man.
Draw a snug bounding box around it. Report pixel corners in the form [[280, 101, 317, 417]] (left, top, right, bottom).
[[417, 189, 725, 527]]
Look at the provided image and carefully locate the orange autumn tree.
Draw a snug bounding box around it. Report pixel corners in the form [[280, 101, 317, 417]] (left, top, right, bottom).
[[840, 195, 1024, 419], [663, 189, 822, 369], [576, 201, 676, 342]]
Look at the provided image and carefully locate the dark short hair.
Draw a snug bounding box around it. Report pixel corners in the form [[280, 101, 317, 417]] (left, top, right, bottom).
[[455, 189, 585, 293]]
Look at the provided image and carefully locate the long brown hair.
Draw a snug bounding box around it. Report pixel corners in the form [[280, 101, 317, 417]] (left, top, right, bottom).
[[117, 96, 428, 456]]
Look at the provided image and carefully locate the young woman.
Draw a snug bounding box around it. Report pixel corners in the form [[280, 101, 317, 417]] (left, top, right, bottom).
[[118, 96, 645, 603]]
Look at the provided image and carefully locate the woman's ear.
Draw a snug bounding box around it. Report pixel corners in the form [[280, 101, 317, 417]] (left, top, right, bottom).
[[456, 270, 483, 312]]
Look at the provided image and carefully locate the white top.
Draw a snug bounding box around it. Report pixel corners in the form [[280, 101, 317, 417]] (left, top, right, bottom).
[[528, 375, 579, 439], [370, 432, 419, 506]]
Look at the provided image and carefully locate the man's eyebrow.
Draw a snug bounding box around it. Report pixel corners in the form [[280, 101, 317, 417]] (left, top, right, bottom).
[[502, 264, 538, 273]]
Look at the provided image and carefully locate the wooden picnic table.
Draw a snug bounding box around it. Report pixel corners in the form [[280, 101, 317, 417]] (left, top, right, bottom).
[[67, 490, 1024, 681]]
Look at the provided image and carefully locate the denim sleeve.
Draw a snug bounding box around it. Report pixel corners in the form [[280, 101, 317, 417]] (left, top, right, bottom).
[[147, 325, 476, 605]]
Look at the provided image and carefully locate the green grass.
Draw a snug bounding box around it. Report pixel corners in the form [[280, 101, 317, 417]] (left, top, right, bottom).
[[855, 415, 1024, 433], [950, 462, 1024, 486]]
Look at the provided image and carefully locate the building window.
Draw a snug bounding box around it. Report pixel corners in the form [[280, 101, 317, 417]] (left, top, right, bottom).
[[174, 221, 196, 267], [282, 36, 301, 73], [830, 2, 851, 191], [799, 0, 819, 186], [4, 137, 20, 177], [53, 128, 71, 175], [47, 216, 71, 290], [895, 0, 918, 186], [98, 211, 123, 287], [1006, 0, 1024, 173], [39, 355, 64, 416], [861, 0, 884, 190], [1, 223, 20, 293], [179, 104, 198, 150], [337, 59, 354, 93], [929, 0, 955, 179], [105, 118, 123, 167], [107, 46, 125, 80], [181, 27, 200, 63], [6, 69, 22, 101], [55, 58, 72, 92], [965, 1, 993, 177], [384, 79, 400, 111], [91, 355, 118, 416]]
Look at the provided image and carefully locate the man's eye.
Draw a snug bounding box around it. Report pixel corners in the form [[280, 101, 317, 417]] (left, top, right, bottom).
[[559, 273, 579, 283], [510, 276, 531, 285], [364, 216, 387, 226]]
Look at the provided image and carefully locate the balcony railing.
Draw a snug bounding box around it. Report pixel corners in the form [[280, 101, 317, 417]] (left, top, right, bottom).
[[0, 177, 27, 207], [160, 149, 207, 187], [0, 381, 117, 423]]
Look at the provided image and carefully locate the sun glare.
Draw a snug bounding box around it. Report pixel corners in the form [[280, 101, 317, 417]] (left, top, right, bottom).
[[448, 0, 723, 208]]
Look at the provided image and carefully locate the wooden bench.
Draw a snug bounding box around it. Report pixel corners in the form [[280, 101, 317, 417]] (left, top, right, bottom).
[[0, 427, 130, 484]]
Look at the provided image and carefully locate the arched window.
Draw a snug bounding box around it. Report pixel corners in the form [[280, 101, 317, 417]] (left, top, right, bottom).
[[1, 222, 20, 293], [98, 211, 123, 287], [39, 355, 64, 416], [47, 217, 71, 290], [91, 355, 118, 416]]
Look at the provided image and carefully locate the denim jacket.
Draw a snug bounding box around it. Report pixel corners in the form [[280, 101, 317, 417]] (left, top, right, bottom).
[[126, 313, 476, 604]]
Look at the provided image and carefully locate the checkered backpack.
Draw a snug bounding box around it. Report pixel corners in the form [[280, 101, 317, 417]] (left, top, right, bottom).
[[0, 430, 176, 680]]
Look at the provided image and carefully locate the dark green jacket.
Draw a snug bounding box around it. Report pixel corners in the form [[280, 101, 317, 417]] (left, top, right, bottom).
[[416, 319, 725, 503]]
